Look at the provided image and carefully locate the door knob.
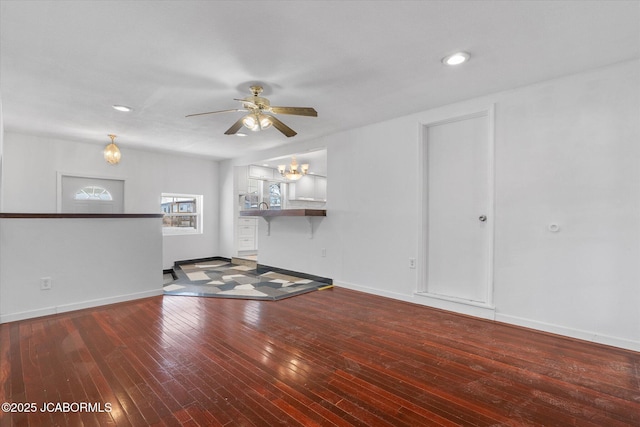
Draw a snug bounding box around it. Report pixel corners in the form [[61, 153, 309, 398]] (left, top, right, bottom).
[[479, 215, 487, 222]]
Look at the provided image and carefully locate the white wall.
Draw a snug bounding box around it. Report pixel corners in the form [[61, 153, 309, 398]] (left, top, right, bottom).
[[2, 133, 220, 268], [0, 217, 162, 322], [219, 60, 640, 351], [492, 60, 640, 349], [0, 95, 4, 211], [0, 95, 4, 317]]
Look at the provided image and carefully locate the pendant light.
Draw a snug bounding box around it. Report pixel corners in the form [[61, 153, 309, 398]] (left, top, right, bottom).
[[103, 134, 121, 165]]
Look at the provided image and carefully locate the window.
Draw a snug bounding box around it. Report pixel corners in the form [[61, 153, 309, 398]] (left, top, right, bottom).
[[60, 175, 124, 213], [269, 183, 282, 209], [161, 193, 203, 235], [74, 186, 113, 201]]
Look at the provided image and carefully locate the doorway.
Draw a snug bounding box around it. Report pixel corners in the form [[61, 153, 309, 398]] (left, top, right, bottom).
[[420, 109, 494, 305]]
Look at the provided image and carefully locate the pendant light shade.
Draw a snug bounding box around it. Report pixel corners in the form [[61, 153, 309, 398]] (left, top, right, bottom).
[[278, 156, 309, 181], [104, 134, 121, 165]]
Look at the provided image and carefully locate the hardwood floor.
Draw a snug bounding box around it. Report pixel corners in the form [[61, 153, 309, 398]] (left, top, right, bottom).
[[1, 287, 639, 426]]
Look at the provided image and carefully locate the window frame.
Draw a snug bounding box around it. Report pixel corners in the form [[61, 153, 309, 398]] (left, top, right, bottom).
[[161, 193, 204, 236], [74, 185, 114, 201]]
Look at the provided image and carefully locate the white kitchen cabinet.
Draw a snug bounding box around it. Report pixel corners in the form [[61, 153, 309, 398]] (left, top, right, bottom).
[[235, 166, 248, 194], [247, 178, 258, 194], [290, 175, 315, 200], [237, 217, 257, 251], [289, 175, 327, 201], [248, 165, 274, 180], [238, 165, 283, 196], [314, 176, 327, 201]]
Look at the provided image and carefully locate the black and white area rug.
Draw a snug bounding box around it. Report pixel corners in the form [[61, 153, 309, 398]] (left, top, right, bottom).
[[163, 260, 330, 301]]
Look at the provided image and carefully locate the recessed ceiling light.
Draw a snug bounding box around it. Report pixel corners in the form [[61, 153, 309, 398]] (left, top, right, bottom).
[[442, 52, 470, 66], [112, 105, 133, 112], [236, 133, 247, 137]]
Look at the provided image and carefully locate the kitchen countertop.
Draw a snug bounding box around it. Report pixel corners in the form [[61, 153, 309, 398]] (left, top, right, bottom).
[[239, 209, 326, 217]]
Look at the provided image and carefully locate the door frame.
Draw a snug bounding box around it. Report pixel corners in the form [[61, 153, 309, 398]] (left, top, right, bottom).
[[416, 105, 496, 310]]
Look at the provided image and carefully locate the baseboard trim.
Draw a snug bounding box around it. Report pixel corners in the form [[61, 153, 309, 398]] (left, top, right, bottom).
[[174, 256, 231, 267], [335, 282, 639, 352], [335, 281, 421, 305], [413, 292, 496, 319], [0, 289, 163, 324], [163, 268, 178, 280], [336, 282, 496, 319], [257, 263, 332, 285], [495, 313, 640, 352]]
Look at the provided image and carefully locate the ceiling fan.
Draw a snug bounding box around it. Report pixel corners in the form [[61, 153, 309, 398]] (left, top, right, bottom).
[[186, 85, 317, 137]]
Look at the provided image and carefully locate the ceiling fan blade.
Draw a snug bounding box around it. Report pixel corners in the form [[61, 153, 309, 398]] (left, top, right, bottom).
[[224, 117, 246, 135], [270, 106, 318, 117], [268, 115, 297, 137], [186, 108, 244, 118]]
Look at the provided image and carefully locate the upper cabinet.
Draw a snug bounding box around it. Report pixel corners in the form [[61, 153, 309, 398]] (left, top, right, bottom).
[[314, 176, 327, 201], [289, 175, 327, 201], [247, 165, 288, 182], [248, 165, 275, 181], [236, 165, 280, 195]]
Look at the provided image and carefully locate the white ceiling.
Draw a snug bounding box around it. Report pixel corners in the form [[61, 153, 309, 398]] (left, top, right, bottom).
[[1, 1, 638, 161]]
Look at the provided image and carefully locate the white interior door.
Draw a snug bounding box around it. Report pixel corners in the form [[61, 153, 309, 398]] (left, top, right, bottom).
[[424, 112, 493, 303], [60, 175, 124, 213]]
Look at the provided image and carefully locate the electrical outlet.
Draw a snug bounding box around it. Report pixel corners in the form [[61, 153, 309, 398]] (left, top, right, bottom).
[[409, 258, 416, 269], [321, 248, 327, 257], [40, 277, 52, 290]]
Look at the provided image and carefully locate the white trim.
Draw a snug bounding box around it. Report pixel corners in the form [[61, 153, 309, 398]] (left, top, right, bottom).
[[417, 105, 496, 306], [495, 313, 640, 352], [161, 192, 204, 236], [335, 281, 497, 320], [416, 122, 428, 294], [485, 104, 496, 306], [414, 291, 495, 310], [335, 281, 639, 352], [335, 281, 422, 305], [57, 172, 126, 213], [413, 292, 496, 320], [0, 289, 162, 323]]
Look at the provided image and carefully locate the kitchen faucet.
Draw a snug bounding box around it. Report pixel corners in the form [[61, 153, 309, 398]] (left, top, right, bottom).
[[258, 202, 269, 210]]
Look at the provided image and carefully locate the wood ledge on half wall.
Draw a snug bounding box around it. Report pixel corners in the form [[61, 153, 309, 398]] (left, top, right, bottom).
[[0, 213, 164, 219], [239, 209, 326, 217]]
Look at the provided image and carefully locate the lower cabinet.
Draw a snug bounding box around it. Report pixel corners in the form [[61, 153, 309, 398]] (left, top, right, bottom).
[[237, 217, 257, 251]]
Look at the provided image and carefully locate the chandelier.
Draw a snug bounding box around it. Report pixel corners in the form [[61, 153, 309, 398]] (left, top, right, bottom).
[[103, 134, 121, 165], [278, 156, 309, 181]]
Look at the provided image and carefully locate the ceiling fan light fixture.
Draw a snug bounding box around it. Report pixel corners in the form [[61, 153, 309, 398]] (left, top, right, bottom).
[[243, 114, 258, 131], [442, 51, 470, 66], [243, 113, 272, 132], [187, 85, 316, 138], [259, 114, 272, 130]]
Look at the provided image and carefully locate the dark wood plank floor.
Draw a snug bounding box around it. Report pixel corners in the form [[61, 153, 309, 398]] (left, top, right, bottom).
[[1, 287, 639, 426]]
